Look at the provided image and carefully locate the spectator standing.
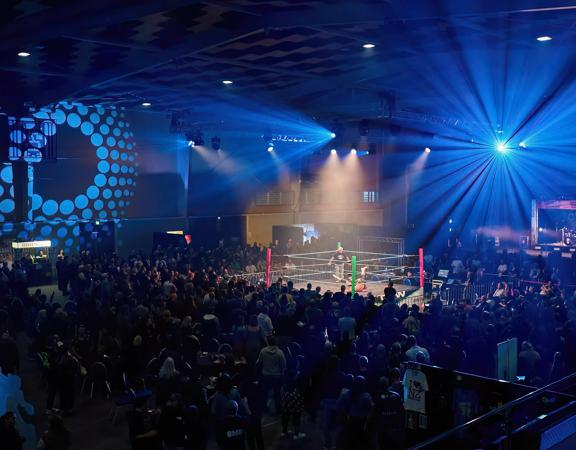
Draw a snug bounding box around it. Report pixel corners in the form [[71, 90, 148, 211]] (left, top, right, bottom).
[[256, 337, 286, 415], [37, 415, 71, 450]]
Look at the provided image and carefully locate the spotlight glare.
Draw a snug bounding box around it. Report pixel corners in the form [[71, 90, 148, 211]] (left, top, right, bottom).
[[537, 36, 552, 42], [330, 132, 336, 138], [496, 142, 508, 153], [222, 80, 233, 85], [363, 43, 375, 49], [425, 147, 431, 153], [350, 148, 357, 155], [330, 148, 337, 155], [141, 102, 151, 107], [267, 146, 274, 153], [519, 142, 527, 149], [188, 140, 194, 147], [18, 51, 30, 57]]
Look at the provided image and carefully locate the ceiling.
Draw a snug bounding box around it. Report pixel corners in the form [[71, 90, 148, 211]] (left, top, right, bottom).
[[2, 0, 576, 123]]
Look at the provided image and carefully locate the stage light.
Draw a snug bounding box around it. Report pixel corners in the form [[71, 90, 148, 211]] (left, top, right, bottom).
[[519, 142, 527, 149], [350, 148, 357, 155], [330, 132, 336, 138], [330, 149, 337, 155], [267, 146, 274, 153], [425, 147, 431, 153], [537, 36, 552, 42], [141, 102, 151, 107], [222, 80, 233, 85], [18, 51, 30, 57], [186, 132, 204, 146], [496, 142, 508, 152], [363, 43, 375, 49], [539, 227, 544, 232]]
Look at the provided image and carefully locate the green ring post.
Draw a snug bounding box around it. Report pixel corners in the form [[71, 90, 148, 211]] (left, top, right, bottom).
[[351, 255, 357, 296]]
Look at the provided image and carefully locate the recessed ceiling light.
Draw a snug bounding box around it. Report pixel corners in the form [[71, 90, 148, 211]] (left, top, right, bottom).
[[537, 36, 552, 42], [222, 80, 233, 85], [18, 51, 30, 57], [141, 102, 151, 107], [363, 43, 375, 49]]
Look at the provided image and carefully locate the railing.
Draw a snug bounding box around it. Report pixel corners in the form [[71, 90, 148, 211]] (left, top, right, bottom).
[[427, 270, 561, 305], [302, 190, 379, 205], [253, 191, 293, 206], [409, 371, 576, 449]]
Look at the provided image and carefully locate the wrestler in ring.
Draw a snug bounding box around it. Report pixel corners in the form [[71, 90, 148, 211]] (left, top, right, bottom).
[[345, 265, 369, 293], [328, 246, 351, 282]]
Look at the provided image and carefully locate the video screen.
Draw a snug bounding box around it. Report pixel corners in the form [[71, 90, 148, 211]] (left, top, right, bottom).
[[537, 208, 576, 246]]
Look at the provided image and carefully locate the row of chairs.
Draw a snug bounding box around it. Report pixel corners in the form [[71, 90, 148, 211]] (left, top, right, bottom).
[[79, 361, 153, 424]]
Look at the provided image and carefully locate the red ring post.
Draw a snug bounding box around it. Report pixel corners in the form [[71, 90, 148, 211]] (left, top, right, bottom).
[[419, 247, 424, 288], [266, 247, 272, 288]]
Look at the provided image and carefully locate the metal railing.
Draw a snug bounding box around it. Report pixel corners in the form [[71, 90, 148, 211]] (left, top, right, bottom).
[[409, 371, 576, 449], [301, 189, 379, 205], [254, 191, 293, 206]]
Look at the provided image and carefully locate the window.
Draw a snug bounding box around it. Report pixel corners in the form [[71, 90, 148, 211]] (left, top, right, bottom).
[[363, 191, 378, 203]]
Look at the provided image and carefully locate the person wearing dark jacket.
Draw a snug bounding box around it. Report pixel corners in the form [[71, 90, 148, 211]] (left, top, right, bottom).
[[0, 331, 19, 375], [243, 380, 266, 450], [0, 412, 25, 450], [38, 415, 70, 450], [215, 400, 248, 450]]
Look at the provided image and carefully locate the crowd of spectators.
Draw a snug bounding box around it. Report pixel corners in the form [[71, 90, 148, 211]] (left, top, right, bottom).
[[0, 239, 575, 450]]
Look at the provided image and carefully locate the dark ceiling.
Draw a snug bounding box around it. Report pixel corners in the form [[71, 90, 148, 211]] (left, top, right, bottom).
[[2, 0, 576, 122]]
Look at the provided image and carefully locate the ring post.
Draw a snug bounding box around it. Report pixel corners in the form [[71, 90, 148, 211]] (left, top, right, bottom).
[[266, 247, 272, 288], [351, 255, 357, 296], [419, 247, 424, 288]]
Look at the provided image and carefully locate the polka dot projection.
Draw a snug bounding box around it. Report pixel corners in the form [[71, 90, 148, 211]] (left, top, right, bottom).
[[29, 103, 138, 221], [0, 103, 138, 251]]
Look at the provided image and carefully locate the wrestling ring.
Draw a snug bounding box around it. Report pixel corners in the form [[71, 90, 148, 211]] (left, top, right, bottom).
[[238, 248, 426, 306]]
